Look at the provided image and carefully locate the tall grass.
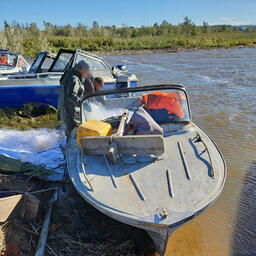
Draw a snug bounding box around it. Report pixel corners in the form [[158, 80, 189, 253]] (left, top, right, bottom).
[[1, 21, 256, 57], [0, 22, 51, 56], [48, 33, 256, 52]]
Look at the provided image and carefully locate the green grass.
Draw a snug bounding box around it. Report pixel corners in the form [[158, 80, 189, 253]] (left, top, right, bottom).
[[45, 32, 256, 54], [0, 105, 60, 130]]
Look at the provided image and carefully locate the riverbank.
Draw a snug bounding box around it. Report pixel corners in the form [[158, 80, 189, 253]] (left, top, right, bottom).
[[91, 44, 256, 56]]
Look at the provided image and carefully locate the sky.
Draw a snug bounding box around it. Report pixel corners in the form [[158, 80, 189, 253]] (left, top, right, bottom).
[[1, 0, 256, 28]]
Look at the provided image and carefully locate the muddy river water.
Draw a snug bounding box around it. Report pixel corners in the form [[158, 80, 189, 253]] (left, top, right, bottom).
[[105, 48, 256, 255]]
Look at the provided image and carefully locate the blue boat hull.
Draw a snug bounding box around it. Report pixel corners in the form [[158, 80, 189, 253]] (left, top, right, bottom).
[[0, 81, 137, 108], [0, 84, 60, 108]]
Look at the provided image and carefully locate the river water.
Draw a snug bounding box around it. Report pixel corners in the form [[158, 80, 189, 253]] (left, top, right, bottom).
[[105, 48, 256, 255]]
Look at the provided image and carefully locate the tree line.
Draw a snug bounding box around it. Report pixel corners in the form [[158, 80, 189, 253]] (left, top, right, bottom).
[[1, 17, 256, 57], [43, 18, 256, 38]]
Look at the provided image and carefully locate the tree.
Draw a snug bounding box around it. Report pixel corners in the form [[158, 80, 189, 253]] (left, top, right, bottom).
[[161, 20, 169, 27], [0, 31, 7, 49], [63, 24, 73, 37], [75, 23, 88, 37], [92, 21, 99, 30], [183, 17, 191, 37], [28, 23, 41, 37], [219, 25, 227, 32], [202, 21, 209, 33], [182, 17, 196, 37], [43, 21, 54, 35], [4, 21, 10, 29]]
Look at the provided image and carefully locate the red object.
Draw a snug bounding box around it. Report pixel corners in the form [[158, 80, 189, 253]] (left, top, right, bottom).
[[0, 56, 7, 65], [139, 91, 185, 119]]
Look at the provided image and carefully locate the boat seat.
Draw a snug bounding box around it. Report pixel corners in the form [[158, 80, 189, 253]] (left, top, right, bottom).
[[80, 134, 165, 157], [81, 109, 165, 158]]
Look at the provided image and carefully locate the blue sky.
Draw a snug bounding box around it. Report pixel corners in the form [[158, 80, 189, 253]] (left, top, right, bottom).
[[1, 0, 256, 28]]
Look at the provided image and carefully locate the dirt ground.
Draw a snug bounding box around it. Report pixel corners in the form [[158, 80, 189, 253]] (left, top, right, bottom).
[[0, 173, 156, 256]]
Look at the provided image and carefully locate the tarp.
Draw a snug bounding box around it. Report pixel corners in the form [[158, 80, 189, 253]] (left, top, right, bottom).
[[0, 128, 65, 181]]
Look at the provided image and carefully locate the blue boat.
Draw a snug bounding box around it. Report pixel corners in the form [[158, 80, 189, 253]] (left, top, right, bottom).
[[0, 49, 137, 108]]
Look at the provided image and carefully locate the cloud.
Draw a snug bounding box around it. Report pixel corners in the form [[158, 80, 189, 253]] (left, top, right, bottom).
[[210, 17, 256, 26]]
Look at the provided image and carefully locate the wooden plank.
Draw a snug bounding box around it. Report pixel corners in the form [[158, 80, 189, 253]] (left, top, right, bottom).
[[80, 135, 165, 156], [0, 194, 23, 222]]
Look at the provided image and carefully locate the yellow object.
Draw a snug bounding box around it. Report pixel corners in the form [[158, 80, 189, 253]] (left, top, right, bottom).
[[77, 120, 112, 147]]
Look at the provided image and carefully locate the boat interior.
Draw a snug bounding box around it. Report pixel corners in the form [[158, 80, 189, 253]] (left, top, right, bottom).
[[80, 86, 191, 162]]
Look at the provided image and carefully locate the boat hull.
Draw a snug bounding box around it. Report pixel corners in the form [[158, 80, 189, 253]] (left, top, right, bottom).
[[66, 121, 226, 255], [0, 84, 60, 108], [0, 80, 136, 108]]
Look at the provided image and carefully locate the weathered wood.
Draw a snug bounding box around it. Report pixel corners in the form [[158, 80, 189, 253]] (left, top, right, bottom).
[[81, 135, 165, 156], [35, 189, 58, 256]]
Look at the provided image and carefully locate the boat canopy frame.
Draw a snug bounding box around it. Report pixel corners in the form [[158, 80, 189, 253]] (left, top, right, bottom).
[[29, 51, 56, 73], [81, 84, 192, 123], [48, 49, 113, 74]]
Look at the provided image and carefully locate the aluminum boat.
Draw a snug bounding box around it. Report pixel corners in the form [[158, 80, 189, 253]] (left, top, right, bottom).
[[66, 84, 226, 255]]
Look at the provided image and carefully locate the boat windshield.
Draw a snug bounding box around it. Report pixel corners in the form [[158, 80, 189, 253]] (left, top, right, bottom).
[[30, 53, 44, 72], [0, 53, 18, 67], [82, 88, 190, 124], [75, 54, 108, 71], [50, 52, 73, 72], [40, 56, 54, 72]]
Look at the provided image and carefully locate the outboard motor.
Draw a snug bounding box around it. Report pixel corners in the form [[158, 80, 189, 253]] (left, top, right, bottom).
[[115, 65, 128, 74], [112, 64, 137, 90], [116, 74, 134, 89]]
